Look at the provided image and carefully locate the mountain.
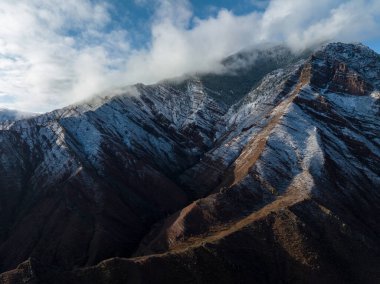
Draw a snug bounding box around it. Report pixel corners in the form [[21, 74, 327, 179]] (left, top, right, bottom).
[[0, 42, 379, 284]]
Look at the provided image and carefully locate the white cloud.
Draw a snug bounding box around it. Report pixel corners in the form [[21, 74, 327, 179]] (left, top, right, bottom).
[[0, 0, 129, 112], [0, 0, 379, 112]]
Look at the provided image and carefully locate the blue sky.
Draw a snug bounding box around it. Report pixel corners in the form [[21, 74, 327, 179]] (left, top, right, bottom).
[[365, 38, 380, 53], [0, 0, 379, 112], [90, 0, 380, 52], [103, 0, 270, 48]]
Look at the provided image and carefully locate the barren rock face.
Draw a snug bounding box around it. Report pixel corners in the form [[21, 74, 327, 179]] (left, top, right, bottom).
[[0, 42, 380, 284], [325, 61, 373, 96]]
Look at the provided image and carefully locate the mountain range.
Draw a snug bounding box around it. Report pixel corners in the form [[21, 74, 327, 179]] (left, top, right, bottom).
[[0, 42, 379, 284]]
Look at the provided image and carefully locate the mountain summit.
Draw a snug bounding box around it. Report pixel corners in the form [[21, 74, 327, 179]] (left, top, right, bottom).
[[0, 43, 379, 284]]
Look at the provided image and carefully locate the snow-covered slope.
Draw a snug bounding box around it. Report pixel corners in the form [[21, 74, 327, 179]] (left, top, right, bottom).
[[0, 43, 379, 284], [129, 43, 380, 283], [0, 76, 230, 272]]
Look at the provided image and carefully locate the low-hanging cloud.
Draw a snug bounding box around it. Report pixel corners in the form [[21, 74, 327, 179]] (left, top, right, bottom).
[[0, 0, 379, 112]]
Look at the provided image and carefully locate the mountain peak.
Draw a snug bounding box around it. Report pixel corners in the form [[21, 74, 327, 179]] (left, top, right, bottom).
[[322, 41, 374, 52], [310, 42, 380, 89], [318, 42, 379, 60]]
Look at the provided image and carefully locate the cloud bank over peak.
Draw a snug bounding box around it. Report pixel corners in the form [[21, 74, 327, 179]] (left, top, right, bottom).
[[0, 0, 379, 112]]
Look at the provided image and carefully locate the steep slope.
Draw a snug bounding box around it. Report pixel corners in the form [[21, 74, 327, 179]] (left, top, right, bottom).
[[0, 44, 307, 276], [0, 43, 379, 284], [149, 43, 378, 280], [0, 80, 227, 273], [125, 43, 380, 282]]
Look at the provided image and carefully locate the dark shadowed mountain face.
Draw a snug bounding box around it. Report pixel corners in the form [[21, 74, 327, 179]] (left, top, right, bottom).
[[0, 43, 380, 284]]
